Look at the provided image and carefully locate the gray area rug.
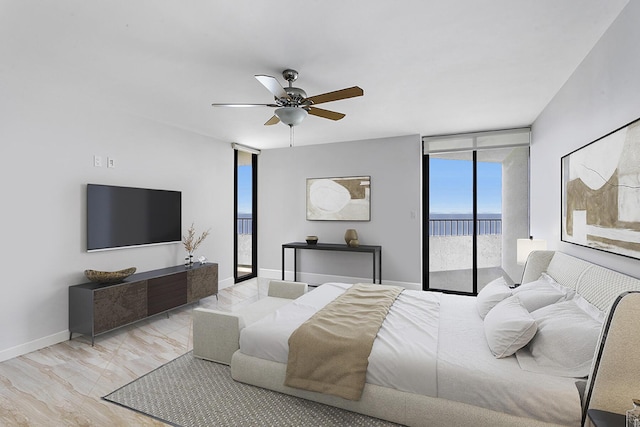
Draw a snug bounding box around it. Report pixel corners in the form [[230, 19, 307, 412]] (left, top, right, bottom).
[[103, 352, 403, 426]]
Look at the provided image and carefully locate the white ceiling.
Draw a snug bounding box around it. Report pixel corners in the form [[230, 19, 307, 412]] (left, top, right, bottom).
[[1, 1, 629, 150]]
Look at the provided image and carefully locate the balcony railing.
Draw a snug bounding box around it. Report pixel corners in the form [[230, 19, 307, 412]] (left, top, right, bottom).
[[429, 218, 501, 236], [237, 217, 253, 235], [237, 216, 500, 237]]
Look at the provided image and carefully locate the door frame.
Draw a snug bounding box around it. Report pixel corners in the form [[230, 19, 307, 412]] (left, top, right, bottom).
[[422, 151, 479, 295], [234, 150, 258, 283]]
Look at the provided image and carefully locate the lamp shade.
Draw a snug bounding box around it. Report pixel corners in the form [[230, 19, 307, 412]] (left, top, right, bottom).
[[517, 238, 547, 265], [275, 107, 308, 126]]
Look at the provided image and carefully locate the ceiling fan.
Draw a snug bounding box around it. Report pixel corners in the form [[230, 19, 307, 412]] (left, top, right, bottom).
[[211, 69, 364, 127]]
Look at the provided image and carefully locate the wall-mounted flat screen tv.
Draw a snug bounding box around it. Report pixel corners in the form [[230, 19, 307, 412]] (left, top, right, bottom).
[[87, 184, 182, 251]]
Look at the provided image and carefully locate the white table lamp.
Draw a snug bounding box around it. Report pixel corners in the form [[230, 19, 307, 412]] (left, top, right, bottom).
[[517, 237, 547, 265]]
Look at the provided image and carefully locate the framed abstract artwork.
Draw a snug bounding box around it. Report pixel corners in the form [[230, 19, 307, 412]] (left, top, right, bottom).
[[561, 117, 640, 259], [306, 176, 371, 221]]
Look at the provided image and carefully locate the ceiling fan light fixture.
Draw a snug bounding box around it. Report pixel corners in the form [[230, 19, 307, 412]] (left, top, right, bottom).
[[275, 107, 308, 126]]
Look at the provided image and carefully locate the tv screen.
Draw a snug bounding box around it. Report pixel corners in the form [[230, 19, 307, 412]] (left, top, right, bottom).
[[87, 184, 182, 251]]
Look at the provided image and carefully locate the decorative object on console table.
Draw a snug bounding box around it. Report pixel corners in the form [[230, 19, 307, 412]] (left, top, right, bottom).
[[306, 176, 371, 221], [305, 235, 318, 245], [561, 116, 640, 260], [69, 263, 218, 345], [344, 228, 359, 247], [84, 267, 136, 283], [182, 223, 210, 266]]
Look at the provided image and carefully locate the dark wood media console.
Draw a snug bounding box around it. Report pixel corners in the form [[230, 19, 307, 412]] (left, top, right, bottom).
[[69, 262, 218, 345]]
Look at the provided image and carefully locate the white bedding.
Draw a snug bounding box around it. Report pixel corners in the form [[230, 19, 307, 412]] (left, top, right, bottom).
[[437, 293, 582, 426], [240, 282, 441, 396], [239, 282, 583, 426]]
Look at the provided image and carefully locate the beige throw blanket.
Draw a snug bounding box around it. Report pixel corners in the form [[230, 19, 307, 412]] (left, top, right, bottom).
[[284, 283, 403, 400]]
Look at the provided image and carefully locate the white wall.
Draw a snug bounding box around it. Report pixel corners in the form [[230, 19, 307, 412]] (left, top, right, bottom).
[[0, 97, 234, 361], [531, 1, 640, 278], [258, 135, 422, 289]]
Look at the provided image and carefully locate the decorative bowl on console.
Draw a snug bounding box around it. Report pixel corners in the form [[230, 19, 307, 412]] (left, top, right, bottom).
[[84, 267, 137, 284], [306, 236, 318, 245]]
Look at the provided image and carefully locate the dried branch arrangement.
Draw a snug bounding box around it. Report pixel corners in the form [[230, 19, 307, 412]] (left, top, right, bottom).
[[182, 223, 210, 253]]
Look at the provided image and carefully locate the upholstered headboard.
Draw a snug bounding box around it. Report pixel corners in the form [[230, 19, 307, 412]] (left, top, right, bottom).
[[522, 250, 640, 311], [521, 251, 640, 423]]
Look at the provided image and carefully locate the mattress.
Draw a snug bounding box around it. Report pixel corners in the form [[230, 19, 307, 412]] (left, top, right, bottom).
[[239, 283, 583, 426]]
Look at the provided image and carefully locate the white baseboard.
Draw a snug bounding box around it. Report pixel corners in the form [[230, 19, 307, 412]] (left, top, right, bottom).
[[259, 268, 421, 291], [1, 274, 418, 362], [1, 277, 237, 363], [218, 276, 234, 290], [0, 330, 70, 363]]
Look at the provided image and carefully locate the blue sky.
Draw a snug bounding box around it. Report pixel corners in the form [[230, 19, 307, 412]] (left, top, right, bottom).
[[429, 158, 502, 214], [237, 165, 253, 214]]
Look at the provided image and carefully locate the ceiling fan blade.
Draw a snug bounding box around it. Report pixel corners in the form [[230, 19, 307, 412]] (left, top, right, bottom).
[[211, 103, 278, 107], [307, 106, 346, 121], [264, 115, 280, 126], [255, 75, 290, 99], [306, 86, 364, 105]]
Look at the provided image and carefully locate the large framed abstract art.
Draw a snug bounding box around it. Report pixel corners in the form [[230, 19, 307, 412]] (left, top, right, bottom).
[[306, 176, 371, 221], [561, 117, 640, 259]]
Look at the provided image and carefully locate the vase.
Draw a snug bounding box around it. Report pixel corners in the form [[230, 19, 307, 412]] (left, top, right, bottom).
[[185, 253, 194, 267], [344, 229, 358, 247]]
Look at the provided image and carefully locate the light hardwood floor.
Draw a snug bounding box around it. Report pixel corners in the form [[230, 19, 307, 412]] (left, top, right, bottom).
[[0, 278, 270, 426]]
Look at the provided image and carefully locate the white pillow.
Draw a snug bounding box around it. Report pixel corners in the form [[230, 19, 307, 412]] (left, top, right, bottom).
[[512, 277, 575, 312], [539, 272, 560, 285], [484, 296, 537, 358], [476, 276, 512, 319], [572, 293, 605, 323], [516, 300, 602, 377]]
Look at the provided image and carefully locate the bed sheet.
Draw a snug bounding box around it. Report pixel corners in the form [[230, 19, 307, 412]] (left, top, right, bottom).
[[436, 293, 582, 426]]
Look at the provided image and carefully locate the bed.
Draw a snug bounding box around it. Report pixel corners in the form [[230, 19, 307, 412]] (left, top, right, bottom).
[[230, 251, 640, 426]]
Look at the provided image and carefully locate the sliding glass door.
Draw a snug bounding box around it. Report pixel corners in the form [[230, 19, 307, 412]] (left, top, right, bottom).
[[234, 149, 257, 283], [427, 152, 475, 293], [423, 130, 530, 295]]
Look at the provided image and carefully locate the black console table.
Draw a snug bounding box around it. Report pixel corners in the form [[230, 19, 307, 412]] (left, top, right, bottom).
[[282, 242, 382, 284]]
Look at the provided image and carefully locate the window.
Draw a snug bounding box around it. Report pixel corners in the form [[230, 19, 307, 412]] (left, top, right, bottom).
[[234, 146, 258, 283], [423, 129, 530, 294]]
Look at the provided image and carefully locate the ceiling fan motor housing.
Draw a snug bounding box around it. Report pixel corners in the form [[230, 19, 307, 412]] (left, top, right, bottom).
[[279, 69, 307, 105], [283, 87, 307, 105]]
